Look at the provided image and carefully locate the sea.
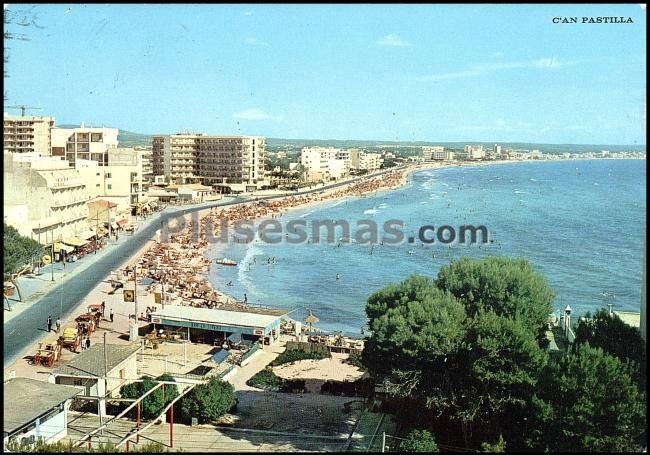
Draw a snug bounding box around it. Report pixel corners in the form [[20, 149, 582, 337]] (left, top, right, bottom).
[[206, 159, 646, 335]]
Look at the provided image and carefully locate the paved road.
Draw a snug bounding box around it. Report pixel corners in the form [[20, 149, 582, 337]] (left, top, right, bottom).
[[3, 167, 407, 367]]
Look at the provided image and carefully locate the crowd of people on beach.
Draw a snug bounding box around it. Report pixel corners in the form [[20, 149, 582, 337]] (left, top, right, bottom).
[[118, 169, 408, 313]]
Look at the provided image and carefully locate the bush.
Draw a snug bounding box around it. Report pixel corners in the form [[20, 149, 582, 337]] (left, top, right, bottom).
[[3, 438, 157, 452], [247, 369, 284, 391], [344, 351, 365, 369], [271, 349, 330, 366], [180, 377, 236, 424], [119, 375, 179, 420], [400, 429, 439, 452]]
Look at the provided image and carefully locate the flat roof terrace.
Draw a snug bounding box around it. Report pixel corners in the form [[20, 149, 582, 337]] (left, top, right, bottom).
[[151, 305, 287, 335]]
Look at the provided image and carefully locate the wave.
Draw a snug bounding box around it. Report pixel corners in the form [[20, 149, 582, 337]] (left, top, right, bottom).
[[514, 190, 527, 194], [364, 209, 379, 215]]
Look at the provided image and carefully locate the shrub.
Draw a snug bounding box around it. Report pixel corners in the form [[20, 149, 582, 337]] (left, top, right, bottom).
[[180, 377, 236, 424], [271, 349, 330, 366], [344, 351, 365, 369], [246, 369, 284, 391], [400, 429, 439, 452]]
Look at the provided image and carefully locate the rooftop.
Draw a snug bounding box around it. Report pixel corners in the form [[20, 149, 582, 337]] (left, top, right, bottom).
[[4, 378, 81, 435], [153, 305, 286, 330], [613, 310, 641, 328], [51, 343, 141, 378]]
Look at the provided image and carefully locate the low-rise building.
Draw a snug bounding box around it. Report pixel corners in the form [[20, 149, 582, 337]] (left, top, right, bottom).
[[3, 378, 81, 449], [4, 152, 90, 244], [51, 123, 119, 166], [151, 305, 287, 348], [49, 343, 141, 418]]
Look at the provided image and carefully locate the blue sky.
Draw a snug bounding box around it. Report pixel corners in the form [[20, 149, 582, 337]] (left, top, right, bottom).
[[4, 4, 646, 144]]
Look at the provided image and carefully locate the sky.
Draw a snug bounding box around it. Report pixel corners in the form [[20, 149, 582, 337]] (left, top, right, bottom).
[[3, 4, 647, 144]]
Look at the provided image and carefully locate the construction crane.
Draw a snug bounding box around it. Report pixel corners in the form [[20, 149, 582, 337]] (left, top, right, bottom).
[[6, 105, 42, 116]]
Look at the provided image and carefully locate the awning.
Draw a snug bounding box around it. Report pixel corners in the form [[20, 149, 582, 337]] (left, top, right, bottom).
[[96, 227, 108, 237], [63, 236, 89, 247], [111, 222, 119, 230], [212, 349, 230, 365], [53, 242, 75, 253], [78, 230, 97, 240], [117, 219, 128, 227], [227, 332, 242, 344]]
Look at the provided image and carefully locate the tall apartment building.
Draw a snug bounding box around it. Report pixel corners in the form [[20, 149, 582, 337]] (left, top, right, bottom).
[[349, 149, 384, 170], [421, 146, 445, 161], [152, 134, 267, 191], [3, 113, 56, 154], [135, 146, 153, 183], [464, 144, 486, 160], [422, 146, 453, 161], [51, 123, 119, 166], [4, 152, 90, 244], [300, 147, 350, 181]]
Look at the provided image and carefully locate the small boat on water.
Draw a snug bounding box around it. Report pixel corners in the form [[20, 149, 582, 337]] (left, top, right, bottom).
[[215, 257, 237, 266]]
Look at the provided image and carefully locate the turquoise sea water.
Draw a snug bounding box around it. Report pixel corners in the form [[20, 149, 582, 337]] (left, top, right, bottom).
[[207, 159, 646, 335]]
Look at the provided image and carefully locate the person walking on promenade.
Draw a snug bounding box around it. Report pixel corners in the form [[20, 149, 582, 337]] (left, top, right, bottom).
[[110, 308, 114, 323], [101, 301, 106, 317], [80, 336, 86, 351], [85, 337, 91, 350], [55, 318, 61, 333], [47, 315, 52, 332]]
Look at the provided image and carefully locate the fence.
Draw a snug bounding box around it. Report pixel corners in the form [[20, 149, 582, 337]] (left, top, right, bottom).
[[285, 341, 330, 355]]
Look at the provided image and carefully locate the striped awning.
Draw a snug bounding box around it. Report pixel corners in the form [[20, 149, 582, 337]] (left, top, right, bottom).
[[63, 236, 89, 247]]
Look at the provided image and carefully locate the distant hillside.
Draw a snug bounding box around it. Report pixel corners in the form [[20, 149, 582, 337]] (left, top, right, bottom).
[[53, 127, 645, 153], [267, 138, 646, 154], [118, 130, 152, 147]]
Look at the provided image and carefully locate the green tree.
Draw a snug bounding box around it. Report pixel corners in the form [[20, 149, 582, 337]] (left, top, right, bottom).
[[119, 375, 178, 420], [363, 258, 556, 450], [3, 223, 44, 302], [436, 257, 554, 344], [180, 376, 236, 424], [400, 429, 439, 452], [480, 435, 506, 452], [459, 310, 548, 445], [574, 308, 646, 386], [529, 344, 646, 452], [363, 274, 467, 394]]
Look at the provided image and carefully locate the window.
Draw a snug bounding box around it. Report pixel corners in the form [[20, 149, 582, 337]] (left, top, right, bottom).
[[120, 369, 125, 379], [106, 173, 111, 178], [73, 379, 82, 386], [107, 184, 112, 190], [96, 172, 100, 176]]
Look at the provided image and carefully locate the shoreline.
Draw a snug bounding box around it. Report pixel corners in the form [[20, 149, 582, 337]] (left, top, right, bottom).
[[6, 157, 642, 373], [205, 156, 646, 320]]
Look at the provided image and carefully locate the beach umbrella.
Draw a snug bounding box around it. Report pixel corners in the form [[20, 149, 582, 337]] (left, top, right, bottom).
[[305, 309, 319, 338]]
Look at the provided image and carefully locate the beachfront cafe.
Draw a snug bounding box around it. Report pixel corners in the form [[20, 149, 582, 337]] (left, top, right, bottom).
[[148, 305, 286, 348]]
